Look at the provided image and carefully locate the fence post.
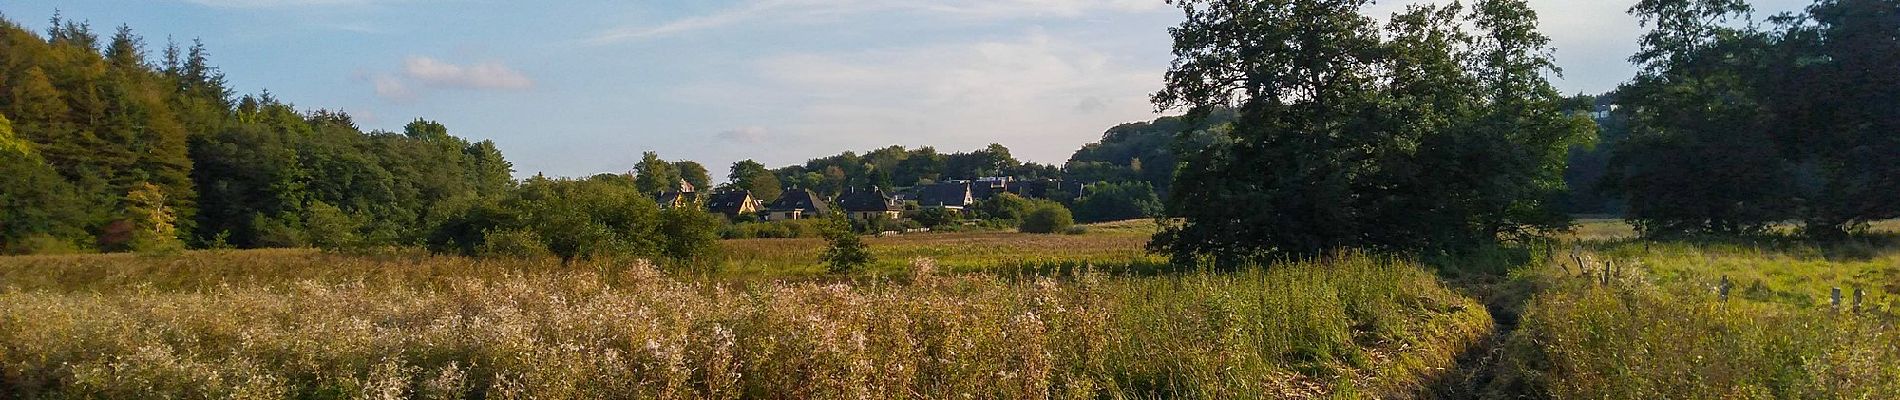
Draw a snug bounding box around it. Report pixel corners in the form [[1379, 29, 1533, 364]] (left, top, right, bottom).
[[1853, 288, 1864, 313], [1602, 260, 1613, 286], [1831, 287, 1842, 310], [1718, 275, 1730, 302]]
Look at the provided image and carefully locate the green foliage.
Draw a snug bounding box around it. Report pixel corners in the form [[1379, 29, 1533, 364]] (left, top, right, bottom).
[[302, 201, 360, 252], [0, 17, 516, 253], [1606, 0, 1791, 236], [910, 207, 960, 229], [634, 151, 680, 195], [1605, 0, 1900, 238], [977, 192, 1037, 222], [1019, 204, 1075, 234], [1151, 0, 1593, 266], [1070, 181, 1162, 223], [123, 182, 184, 253], [476, 228, 550, 259], [820, 215, 873, 274], [0, 115, 89, 254], [672, 160, 711, 191], [1065, 110, 1234, 194], [657, 206, 724, 267], [726, 159, 782, 203]]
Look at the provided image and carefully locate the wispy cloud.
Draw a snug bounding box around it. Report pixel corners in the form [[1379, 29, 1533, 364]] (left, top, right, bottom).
[[364, 56, 533, 101], [715, 126, 771, 144], [590, 0, 1162, 44], [673, 30, 1159, 163], [403, 56, 534, 90]]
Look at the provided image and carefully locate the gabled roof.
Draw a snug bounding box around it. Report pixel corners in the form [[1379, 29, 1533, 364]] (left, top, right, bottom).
[[766, 188, 830, 214], [655, 191, 698, 207], [917, 182, 973, 207], [706, 191, 756, 215], [839, 188, 901, 212]]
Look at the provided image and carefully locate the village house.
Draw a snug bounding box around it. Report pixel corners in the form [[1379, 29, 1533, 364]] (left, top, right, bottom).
[[916, 181, 974, 210], [838, 187, 903, 221], [705, 190, 762, 220], [1006, 178, 1067, 199], [763, 188, 830, 221], [655, 179, 698, 209]]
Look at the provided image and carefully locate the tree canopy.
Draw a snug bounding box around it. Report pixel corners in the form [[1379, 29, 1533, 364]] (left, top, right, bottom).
[[1148, 0, 1595, 266]]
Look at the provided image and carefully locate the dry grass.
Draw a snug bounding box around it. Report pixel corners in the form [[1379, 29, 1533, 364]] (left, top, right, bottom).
[[1489, 230, 1900, 398], [718, 221, 1166, 278], [0, 235, 1490, 399]]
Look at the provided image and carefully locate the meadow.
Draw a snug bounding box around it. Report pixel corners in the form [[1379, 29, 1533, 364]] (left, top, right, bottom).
[[0, 223, 1489, 399], [1481, 220, 1900, 398]]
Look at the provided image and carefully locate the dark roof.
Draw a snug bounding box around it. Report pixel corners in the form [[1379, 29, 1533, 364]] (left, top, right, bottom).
[[917, 182, 973, 207], [766, 188, 830, 214], [706, 191, 755, 215], [1007, 179, 1064, 199], [839, 188, 901, 212]]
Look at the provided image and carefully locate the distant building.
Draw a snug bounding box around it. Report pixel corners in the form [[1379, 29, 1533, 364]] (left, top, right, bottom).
[[764, 188, 830, 221], [971, 177, 1012, 200], [838, 187, 903, 221], [655, 179, 698, 210], [1007, 179, 1066, 199], [705, 190, 762, 220], [916, 182, 974, 210]]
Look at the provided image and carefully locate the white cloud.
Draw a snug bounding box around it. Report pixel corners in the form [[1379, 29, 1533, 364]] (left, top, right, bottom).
[[370, 73, 412, 100], [591, 0, 1164, 43], [715, 126, 772, 144], [677, 30, 1158, 164], [403, 56, 534, 90], [364, 56, 533, 101]]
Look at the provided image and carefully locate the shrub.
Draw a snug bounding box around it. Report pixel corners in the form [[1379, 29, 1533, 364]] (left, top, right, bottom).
[[477, 229, 551, 259], [911, 207, 959, 228], [303, 201, 360, 252], [1019, 204, 1075, 234], [821, 215, 873, 274]]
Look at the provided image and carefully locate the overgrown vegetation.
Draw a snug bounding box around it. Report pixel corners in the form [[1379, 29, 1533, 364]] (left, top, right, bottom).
[[1149, 0, 1595, 265], [0, 250, 1489, 398], [1485, 234, 1900, 398]]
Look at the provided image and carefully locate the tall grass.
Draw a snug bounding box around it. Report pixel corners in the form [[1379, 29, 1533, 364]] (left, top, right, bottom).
[[1488, 236, 1900, 398], [0, 252, 1488, 399]]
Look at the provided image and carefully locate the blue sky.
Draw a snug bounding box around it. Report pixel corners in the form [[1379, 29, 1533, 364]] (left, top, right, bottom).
[[3, 0, 1811, 178]]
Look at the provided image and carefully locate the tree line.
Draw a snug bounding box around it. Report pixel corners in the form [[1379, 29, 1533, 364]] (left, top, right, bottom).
[[1, 15, 735, 264], [1145, 0, 1898, 267]]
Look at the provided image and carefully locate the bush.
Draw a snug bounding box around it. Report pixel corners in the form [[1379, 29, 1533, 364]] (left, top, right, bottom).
[[303, 201, 361, 252], [911, 207, 959, 228], [1071, 181, 1162, 223], [1019, 204, 1075, 234], [820, 215, 873, 274], [477, 229, 551, 259], [658, 207, 724, 267]]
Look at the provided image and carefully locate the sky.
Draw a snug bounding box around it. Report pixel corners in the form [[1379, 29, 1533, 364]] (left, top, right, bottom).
[[1, 0, 1813, 178]]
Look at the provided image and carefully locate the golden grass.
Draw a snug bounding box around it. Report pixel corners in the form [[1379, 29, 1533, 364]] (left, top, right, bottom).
[[717, 220, 1166, 278], [0, 230, 1491, 399]]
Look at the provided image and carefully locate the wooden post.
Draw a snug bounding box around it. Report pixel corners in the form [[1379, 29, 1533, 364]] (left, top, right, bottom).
[[1718, 275, 1730, 302], [1831, 287, 1842, 310], [1853, 288, 1864, 313], [1602, 260, 1613, 286]]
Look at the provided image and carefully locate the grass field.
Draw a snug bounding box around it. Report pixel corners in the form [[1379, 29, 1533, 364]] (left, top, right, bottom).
[[1481, 220, 1900, 398], [7, 218, 1897, 398], [719, 220, 1166, 278], [0, 221, 1489, 399]]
